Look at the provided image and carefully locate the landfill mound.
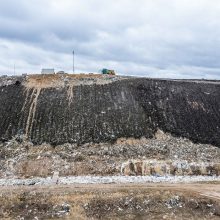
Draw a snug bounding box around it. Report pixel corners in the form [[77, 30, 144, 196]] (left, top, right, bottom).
[[0, 74, 220, 146], [0, 74, 220, 219], [0, 74, 220, 179]]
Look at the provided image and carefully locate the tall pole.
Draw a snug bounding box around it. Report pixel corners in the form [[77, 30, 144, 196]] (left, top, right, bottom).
[[73, 50, 74, 73]]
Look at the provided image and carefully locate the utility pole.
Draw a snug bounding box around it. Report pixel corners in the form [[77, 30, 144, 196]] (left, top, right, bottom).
[[14, 63, 15, 75], [72, 50, 75, 73]]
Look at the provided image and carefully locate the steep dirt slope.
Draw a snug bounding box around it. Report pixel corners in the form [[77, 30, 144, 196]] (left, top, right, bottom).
[[0, 74, 220, 146]]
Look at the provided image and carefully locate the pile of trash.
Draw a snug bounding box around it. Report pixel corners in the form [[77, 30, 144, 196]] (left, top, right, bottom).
[[0, 130, 220, 178]]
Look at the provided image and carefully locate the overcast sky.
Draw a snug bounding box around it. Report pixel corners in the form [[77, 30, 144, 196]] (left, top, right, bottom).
[[1, 0, 220, 78]]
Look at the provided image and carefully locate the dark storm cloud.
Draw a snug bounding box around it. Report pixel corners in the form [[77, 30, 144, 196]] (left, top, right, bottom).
[[1, 0, 220, 78]]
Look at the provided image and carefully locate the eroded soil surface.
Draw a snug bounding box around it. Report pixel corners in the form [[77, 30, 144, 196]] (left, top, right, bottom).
[[1, 75, 220, 146], [0, 183, 220, 219]]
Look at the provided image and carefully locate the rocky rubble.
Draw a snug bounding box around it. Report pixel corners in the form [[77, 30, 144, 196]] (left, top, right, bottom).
[[121, 160, 220, 176], [0, 131, 219, 178], [0, 75, 24, 87]]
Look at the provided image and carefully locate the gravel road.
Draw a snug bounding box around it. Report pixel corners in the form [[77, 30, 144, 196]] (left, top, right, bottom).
[[0, 175, 220, 186]]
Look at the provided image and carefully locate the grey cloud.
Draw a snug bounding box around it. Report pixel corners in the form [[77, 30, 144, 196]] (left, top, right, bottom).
[[1, 0, 220, 78]]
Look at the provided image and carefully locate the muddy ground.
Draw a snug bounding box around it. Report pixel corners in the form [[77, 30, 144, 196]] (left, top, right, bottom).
[[0, 183, 219, 219]]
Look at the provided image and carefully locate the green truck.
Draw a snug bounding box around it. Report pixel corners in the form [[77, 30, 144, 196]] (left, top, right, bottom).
[[101, 68, 116, 75]]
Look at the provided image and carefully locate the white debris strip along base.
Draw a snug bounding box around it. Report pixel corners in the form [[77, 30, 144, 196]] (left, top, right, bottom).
[[0, 176, 220, 186]]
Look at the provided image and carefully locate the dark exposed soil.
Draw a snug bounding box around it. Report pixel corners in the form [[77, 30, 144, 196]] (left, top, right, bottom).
[[0, 75, 220, 146]]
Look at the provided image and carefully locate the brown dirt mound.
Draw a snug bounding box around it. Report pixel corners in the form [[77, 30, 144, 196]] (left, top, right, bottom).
[[24, 73, 125, 88]]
